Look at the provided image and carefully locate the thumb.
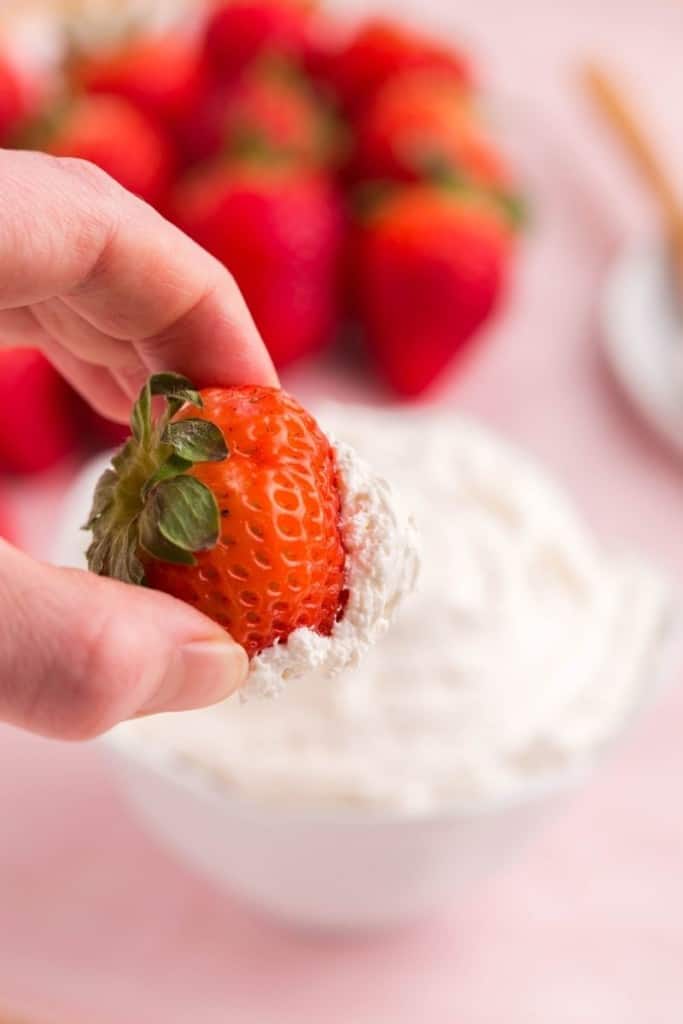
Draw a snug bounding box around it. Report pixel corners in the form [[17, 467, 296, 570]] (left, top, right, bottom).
[[0, 540, 247, 740]]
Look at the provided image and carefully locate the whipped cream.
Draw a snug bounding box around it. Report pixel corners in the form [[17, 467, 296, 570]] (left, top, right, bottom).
[[113, 405, 676, 813]]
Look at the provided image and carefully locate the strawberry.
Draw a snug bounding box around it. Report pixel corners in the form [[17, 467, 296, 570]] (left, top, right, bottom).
[[324, 18, 472, 113], [87, 413, 130, 450], [0, 53, 26, 143], [40, 95, 176, 208], [0, 487, 14, 544], [172, 76, 235, 168], [171, 160, 343, 368], [0, 499, 14, 542], [221, 62, 341, 166], [356, 185, 513, 397], [72, 397, 131, 451], [86, 373, 346, 658], [175, 61, 340, 169], [0, 349, 76, 475], [73, 31, 207, 126], [353, 69, 511, 190], [205, 0, 310, 80]]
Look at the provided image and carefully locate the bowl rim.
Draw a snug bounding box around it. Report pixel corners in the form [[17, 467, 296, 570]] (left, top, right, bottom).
[[101, 603, 683, 829], [101, 727, 597, 829]]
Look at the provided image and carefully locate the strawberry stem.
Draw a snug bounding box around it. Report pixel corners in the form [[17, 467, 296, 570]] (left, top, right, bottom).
[[85, 372, 229, 585]]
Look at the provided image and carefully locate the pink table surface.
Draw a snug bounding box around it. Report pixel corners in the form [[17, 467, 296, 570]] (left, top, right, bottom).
[[3, 2, 683, 1021]]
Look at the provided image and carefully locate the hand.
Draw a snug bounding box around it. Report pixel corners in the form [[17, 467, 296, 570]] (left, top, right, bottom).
[[0, 149, 278, 740]]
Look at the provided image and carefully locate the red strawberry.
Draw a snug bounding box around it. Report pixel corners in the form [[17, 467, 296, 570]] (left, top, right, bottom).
[[325, 18, 472, 113], [73, 397, 131, 451], [41, 95, 176, 208], [356, 185, 513, 397], [172, 160, 344, 368], [221, 63, 341, 166], [172, 77, 235, 167], [175, 61, 339, 169], [205, 0, 310, 80], [74, 31, 207, 126], [86, 373, 346, 659], [353, 69, 511, 189], [0, 495, 14, 542], [0, 349, 76, 475], [87, 413, 130, 450], [0, 53, 26, 143]]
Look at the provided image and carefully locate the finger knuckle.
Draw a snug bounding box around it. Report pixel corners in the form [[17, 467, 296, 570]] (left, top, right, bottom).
[[54, 156, 120, 202]]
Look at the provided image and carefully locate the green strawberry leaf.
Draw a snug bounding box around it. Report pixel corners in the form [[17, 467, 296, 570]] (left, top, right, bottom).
[[141, 476, 220, 564], [493, 191, 529, 229], [86, 372, 228, 585], [144, 453, 194, 495], [150, 372, 203, 416], [109, 524, 146, 585], [86, 535, 108, 576], [352, 179, 399, 221], [83, 468, 118, 530], [162, 419, 228, 465], [138, 507, 197, 566], [131, 378, 152, 445]]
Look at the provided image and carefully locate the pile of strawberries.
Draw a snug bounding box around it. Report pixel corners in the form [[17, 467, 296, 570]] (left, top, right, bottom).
[[0, 0, 522, 477]]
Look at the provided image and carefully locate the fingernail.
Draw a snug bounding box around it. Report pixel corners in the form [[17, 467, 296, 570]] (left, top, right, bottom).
[[142, 638, 249, 715]]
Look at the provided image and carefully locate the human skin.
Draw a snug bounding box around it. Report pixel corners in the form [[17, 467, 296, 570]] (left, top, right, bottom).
[[0, 148, 279, 740]]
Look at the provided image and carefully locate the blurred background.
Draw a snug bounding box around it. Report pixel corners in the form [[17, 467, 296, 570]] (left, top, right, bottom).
[[1, 1, 683, 1021]]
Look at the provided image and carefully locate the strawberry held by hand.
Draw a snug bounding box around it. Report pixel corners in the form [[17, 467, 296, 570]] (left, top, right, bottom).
[[39, 95, 175, 208], [86, 374, 419, 696], [86, 374, 346, 660], [172, 160, 343, 369], [356, 184, 513, 398]]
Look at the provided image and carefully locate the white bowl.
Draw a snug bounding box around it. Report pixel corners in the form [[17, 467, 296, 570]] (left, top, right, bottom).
[[601, 242, 683, 457], [100, 606, 681, 932], [103, 734, 591, 931]]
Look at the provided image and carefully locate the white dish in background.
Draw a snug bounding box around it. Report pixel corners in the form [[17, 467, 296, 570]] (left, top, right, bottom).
[[601, 243, 683, 456]]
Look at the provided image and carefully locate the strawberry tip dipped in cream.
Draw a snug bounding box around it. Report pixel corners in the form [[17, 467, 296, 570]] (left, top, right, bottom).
[[85, 373, 419, 697]]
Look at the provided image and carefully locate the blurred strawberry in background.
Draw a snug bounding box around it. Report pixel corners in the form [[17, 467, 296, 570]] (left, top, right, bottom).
[[320, 17, 472, 113], [0, 52, 25, 144], [176, 58, 342, 169], [356, 185, 513, 397], [72, 398, 130, 452], [0, 499, 14, 541], [0, 0, 523, 425], [73, 31, 207, 127], [172, 158, 344, 369], [205, 0, 310, 80], [0, 349, 76, 475], [221, 61, 342, 167], [352, 69, 511, 190], [38, 94, 176, 208]]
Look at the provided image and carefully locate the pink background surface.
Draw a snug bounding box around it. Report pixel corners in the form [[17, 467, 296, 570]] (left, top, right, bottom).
[[3, 2, 683, 1021]]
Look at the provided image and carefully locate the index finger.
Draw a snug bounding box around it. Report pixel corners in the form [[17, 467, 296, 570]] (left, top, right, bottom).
[[0, 148, 278, 390]]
